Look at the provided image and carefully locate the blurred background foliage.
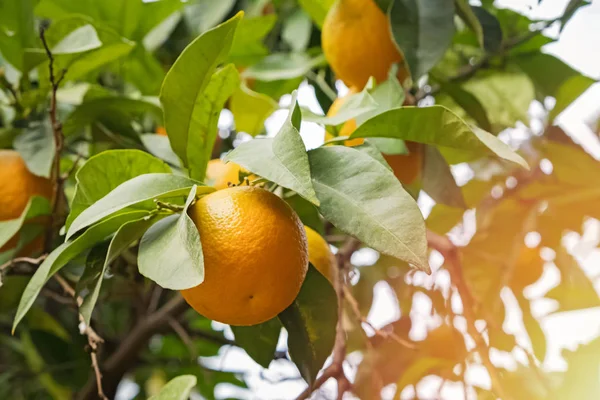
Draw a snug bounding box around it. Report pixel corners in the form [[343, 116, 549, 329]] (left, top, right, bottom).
[[1, 0, 600, 399]]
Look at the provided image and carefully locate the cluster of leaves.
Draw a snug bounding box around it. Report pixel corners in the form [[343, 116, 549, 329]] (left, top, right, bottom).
[[0, 0, 598, 399]]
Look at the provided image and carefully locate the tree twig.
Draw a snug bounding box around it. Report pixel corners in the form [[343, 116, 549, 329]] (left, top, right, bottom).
[[39, 26, 67, 252], [54, 274, 107, 400]]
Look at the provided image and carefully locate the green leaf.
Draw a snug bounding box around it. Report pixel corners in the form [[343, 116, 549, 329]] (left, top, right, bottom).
[[13, 210, 149, 332], [388, 0, 455, 78], [79, 215, 159, 325], [52, 24, 102, 54], [14, 120, 55, 178], [437, 80, 492, 132], [471, 6, 502, 53], [229, 15, 277, 66], [225, 95, 320, 206], [229, 83, 278, 136], [298, 0, 335, 28], [549, 75, 595, 121], [308, 146, 428, 271], [454, 0, 483, 47], [422, 146, 466, 208], [231, 318, 282, 368], [303, 89, 378, 127], [63, 96, 162, 136], [67, 174, 210, 240], [356, 141, 395, 170], [66, 150, 172, 230], [150, 375, 197, 400], [186, 64, 240, 181], [279, 265, 337, 384], [139, 186, 205, 290], [160, 12, 242, 168], [243, 52, 327, 81], [285, 194, 325, 236], [140, 134, 182, 167], [0, 196, 51, 249], [0, 0, 37, 71], [183, 0, 236, 35], [282, 9, 312, 53], [350, 105, 528, 168], [461, 71, 534, 132]]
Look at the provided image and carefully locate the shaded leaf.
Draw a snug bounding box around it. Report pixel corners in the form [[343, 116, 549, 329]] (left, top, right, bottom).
[[308, 146, 428, 270], [231, 318, 282, 368], [388, 0, 455, 78], [14, 119, 55, 178], [13, 210, 149, 332], [140, 134, 182, 167], [298, 0, 335, 28], [437, 80, 492, 132], [0, 196, 51, 249], [139, 186, 205, 290], [422, 146, 466, 208], [279, 265, 337, 384], [229, 15, 277, 66], [243, 52, 327, 81], [229, 83, 278, 136], [79, 215, 159, 325]]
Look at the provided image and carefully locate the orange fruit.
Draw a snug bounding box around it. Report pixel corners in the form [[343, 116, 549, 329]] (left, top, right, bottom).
[[0, 150, 53, 253], [205, 159, 245, 190], [383, 142, 423, 186], [305, 226, 336, 284], [156, 126, 167, 136], [510, 246, 544, 289], [322, 0, 409, 89], [181, 186, 309, 325]]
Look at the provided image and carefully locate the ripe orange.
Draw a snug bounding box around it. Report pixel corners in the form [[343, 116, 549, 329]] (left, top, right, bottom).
[[322, 0, 409, 89], [0, 150, 53, 253], [205, 159, 245, 190], [305, 226, 336, 284], [181, 186, 309, 325], [156, 126, 167, 136]]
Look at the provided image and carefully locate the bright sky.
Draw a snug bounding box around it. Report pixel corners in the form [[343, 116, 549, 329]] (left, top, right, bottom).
[[116, 1, 600, 399]]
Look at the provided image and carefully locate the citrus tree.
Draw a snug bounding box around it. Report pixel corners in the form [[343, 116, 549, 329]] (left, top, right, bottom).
[[0, 0, 598, 399]]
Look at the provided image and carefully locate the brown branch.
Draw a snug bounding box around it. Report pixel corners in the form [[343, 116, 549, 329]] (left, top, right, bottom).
[[426, 231, 511, 400], [168, 317, 198, 360], [54, 275, 107, 400], [39, 26, 67, 253]]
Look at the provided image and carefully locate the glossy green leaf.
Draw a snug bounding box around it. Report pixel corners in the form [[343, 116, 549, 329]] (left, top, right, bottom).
[[186, 64, 240, 181], [150, 375, 197, 400], [14, 119, 55, 178], [422, 146, 466, 208], [160, 12, 242, 167], [79, 215, 159, 325], [350, 105, 528, 168], [225, 95, 320, 206], [13, 210, 149, 332], [67, 174, 209, 240], [229, 15, 277, 66], [139, 186, 205, 290], [231, 318, 282, 368], [298, 0, 335, 28], [279, 265, 337, 384], [388, 0, 455, 78], [0, 196, 51, 249], [243, 52, 327, 81], [229, 83, 278, 136], [140, 134, 182, 167], [308, 146, 428, 271], [66, 150, 172, 230]]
